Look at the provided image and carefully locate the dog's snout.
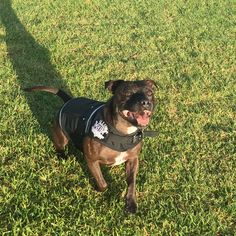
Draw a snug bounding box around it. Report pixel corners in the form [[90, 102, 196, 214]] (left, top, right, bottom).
[[140, 100, 151, 109]]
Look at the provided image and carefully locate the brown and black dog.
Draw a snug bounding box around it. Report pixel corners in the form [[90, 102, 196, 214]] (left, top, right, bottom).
[[25, 80, 156, 213]]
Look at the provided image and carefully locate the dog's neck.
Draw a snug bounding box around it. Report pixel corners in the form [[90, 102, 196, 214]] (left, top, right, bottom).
[[115, 114, 138, 134]]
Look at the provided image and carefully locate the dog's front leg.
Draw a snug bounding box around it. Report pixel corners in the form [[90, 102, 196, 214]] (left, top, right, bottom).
[[87, 160, 108, 192], [125, 157, 139, 213]]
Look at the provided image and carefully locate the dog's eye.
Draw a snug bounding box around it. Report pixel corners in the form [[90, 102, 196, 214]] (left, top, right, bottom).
[[127, 92, 134, 97], [123, 91, 133, 97], [147, 90, 153, 97]]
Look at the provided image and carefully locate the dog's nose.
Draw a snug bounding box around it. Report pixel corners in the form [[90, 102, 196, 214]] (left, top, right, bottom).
[[140, 100, 151, 109]]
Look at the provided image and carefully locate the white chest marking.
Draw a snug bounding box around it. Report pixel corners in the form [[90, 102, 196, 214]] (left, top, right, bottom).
[[112, 152, 128, 166], [127, 126, 138, 134]]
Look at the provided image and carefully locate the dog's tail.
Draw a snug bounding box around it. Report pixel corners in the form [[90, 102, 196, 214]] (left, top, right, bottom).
[[24, 86, 72, 103]]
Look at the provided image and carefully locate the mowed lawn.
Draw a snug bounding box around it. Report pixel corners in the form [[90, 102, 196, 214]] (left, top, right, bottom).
[[0, 0, 235, 235]]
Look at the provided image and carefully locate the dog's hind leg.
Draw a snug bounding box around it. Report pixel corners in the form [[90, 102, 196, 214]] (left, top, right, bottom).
[[52, 120, 68, 158]]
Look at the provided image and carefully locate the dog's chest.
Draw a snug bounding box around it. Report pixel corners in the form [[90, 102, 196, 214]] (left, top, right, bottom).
[[111, 152, 128, 166]]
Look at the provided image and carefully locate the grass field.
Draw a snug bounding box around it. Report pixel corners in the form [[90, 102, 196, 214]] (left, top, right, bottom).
[[0, 0, 235, 235]]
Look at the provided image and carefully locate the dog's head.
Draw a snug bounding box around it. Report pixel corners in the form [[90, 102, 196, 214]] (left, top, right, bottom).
[[105, 80, 156, 128]]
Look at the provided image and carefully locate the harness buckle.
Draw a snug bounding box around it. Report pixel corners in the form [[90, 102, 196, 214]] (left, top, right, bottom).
[[132, 130, 143, 143]]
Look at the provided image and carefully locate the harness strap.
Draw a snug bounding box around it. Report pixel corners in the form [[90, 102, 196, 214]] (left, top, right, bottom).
[[58, 99, 72, 131], [143, 130, 158, 137], [85, 104, 105, 133]]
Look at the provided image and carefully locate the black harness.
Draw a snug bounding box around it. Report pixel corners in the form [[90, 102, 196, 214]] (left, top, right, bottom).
[[58, 98, 145, 152]]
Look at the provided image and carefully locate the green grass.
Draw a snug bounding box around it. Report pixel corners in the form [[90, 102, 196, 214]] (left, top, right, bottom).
[[0, 0, 235, 235]]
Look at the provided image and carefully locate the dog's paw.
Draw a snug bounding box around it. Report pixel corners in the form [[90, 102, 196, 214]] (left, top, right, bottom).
[[97, 186, 107, 192], [125, 198, 137, 214], [95, 183, 108, 192]]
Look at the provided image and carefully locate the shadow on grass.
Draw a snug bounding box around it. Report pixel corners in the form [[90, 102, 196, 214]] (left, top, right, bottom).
[[0, 0, 71, 134], [0, 0, 117, 203]]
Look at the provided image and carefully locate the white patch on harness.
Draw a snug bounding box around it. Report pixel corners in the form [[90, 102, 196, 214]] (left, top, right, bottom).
[[112, 152, 128, 166], [91, 120, 109, 139]]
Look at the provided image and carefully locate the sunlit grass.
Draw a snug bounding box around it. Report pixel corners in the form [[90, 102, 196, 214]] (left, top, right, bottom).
[[0, 0, 235, 235]]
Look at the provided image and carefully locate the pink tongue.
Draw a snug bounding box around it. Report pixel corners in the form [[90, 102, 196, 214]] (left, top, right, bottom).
[[136, 115, 150, 126]]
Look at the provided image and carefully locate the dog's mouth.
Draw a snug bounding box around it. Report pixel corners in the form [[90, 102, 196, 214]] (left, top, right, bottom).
[[122, 110, 152, 127]]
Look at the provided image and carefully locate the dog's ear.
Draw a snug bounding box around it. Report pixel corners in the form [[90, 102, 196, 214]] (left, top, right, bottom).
[[105, 80, 125, 94], [145, 79, 157, 90]]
